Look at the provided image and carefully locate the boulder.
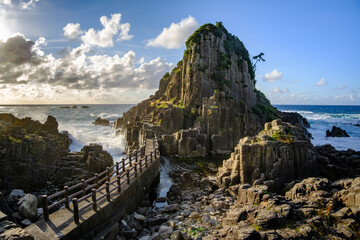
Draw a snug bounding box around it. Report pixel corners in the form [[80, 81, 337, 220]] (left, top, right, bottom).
[[6, 189, 25, 202], [326, 126, 349, 137], [18, 194, 38, 221]]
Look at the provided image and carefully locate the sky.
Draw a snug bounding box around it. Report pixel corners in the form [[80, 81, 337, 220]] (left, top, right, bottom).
[[0, 0, 359, 105]]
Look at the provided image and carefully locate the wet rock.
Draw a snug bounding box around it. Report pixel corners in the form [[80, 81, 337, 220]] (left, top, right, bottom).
[[161, 204, 180, 213], [6, 189, 25, 202]]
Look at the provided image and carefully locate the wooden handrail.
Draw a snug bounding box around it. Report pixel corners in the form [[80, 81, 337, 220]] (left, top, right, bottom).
[[42, 137, 157, 224]]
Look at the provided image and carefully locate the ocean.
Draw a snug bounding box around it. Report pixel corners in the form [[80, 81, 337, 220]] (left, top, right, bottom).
[[1, 104, 359, 158], [275, 105, 360, 151], [0, 104, 133, 162]]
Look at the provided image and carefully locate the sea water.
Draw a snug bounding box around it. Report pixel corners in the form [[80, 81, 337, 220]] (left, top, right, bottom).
[[0, 104, 134, 162], [275, 105, 360, 151], [1, 104, 360, 156]]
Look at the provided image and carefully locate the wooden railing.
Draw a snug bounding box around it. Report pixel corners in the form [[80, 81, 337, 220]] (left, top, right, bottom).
[[42, 137, 159, 224]]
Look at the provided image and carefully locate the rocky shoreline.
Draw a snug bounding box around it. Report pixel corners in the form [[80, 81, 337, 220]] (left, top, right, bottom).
[[116, 168, 360, 240]]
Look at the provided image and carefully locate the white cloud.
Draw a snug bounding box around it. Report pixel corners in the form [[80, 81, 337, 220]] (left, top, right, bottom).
[[81, 13, 133, 48], [147, 16, 199, 49], [0, 34, 173, 93], [1, 0, 41, 9], [316, 78, 327, 87], [263, 69, 283, 82], [0, 0, 12, 7], [271, 87, 289, 94], [63, 23, 83, 41], [19, 0, 40, 9]]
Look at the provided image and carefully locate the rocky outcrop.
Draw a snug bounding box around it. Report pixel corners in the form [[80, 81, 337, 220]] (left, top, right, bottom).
[[326, 126, 350, 137], [114, 23, 280, 155], [93, 117, 110, 126], [217, 119, 317, 192], [281, 111, 312, 139], [315, 144, 360, 180], [0, 114, 113, 191]]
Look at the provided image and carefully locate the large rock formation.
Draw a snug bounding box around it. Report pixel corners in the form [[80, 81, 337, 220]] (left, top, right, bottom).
[[217, 119, 317, 192], [0, 113, 113, 191], [115, 22, 280, 155]]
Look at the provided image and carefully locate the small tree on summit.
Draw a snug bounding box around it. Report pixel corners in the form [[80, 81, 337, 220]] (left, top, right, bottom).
[[252, 52, 265, 72]]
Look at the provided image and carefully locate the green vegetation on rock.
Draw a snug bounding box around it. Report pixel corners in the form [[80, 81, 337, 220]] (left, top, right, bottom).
[[185, 22, 255, 80]]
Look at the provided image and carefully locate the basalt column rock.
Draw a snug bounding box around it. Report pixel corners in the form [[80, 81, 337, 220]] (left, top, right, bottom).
[[115, 22, 281, 155], [217, 119, 317, 192]]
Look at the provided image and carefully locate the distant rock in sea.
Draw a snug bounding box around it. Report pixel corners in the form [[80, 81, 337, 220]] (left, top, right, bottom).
[[93, 117, 110, 126], [326, 125, 349, 137], [81, 106, 89, 108]]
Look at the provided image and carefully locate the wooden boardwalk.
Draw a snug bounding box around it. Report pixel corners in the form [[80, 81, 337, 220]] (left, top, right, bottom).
[[25, 137, 159, 240]]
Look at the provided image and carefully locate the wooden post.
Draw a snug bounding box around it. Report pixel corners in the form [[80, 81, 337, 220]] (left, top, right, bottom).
[[139, 159, 142, 173], [150, 152, 153, 163], [145, 155, 148, 168], [81, 179, 86, 196], [155, 148, 157, 158], [42, 195, 49, 221], [134, 163, 137, 178], [73, 198, 79, 224], [64, 186, 69, 208], [106, 167, 110, 182], [135, 151, 138, 162], [129, 155, 132, 167], [116, 162, 119, 175], [117, 175, 121, 193], [106, 181, 110, 202], [92, 189, 97, 211], [122, 158, 125, 171], [127, 170, 130, 184], [95, 173, 99, 189]]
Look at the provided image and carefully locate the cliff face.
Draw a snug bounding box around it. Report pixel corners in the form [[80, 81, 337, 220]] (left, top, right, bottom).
[[0, 113, 113, 191], [116, 23, 280, 155]]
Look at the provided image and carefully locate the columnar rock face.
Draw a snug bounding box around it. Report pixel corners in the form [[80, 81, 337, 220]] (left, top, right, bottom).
[[115, 23, 280, 155], [0, 113, 113, 191], [217, 119, 317, 192]]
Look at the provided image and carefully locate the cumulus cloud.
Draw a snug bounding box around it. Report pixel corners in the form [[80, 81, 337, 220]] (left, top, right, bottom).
[[263, 69, 283, 82], [0, 33, 173, 90], [147, 16, 199, 49], [0, 34, 42, 65], [316, 78, 327, 87], [63, 23, 83, 41], [80, 13, 133, 47], [271, 87, 289, 94]]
